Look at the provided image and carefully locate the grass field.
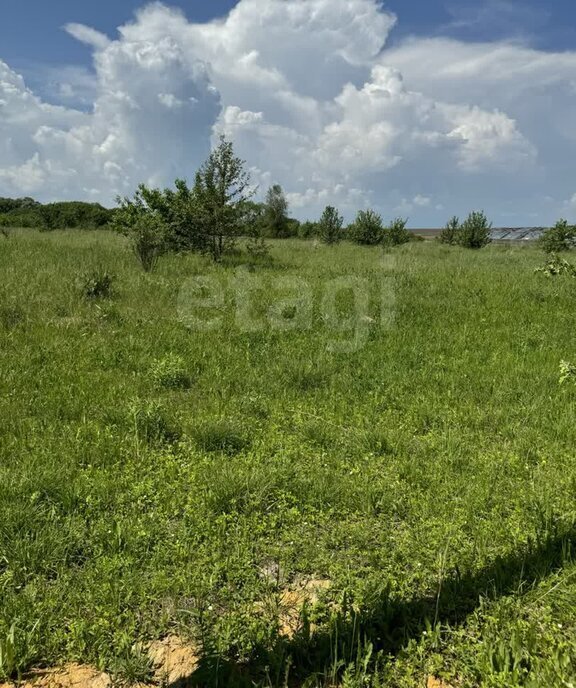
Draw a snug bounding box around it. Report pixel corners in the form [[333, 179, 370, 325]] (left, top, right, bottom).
[[1, 229, 576, 687]]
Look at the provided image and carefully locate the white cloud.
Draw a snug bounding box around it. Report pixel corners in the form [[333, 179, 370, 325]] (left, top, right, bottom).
[[0, 0, 575, 224], [64, 23, 111, 51]]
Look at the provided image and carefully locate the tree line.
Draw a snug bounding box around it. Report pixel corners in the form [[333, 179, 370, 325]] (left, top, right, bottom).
[[2, 137, 571, 268], [0, 197, 114, 230]]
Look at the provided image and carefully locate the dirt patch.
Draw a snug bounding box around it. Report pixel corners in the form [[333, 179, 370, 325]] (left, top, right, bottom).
[[147, 635, 199, 686], [0, 636, 199, 688], [277, 577, 332, 639], [427, 677, 453, 688], [0, 663, 111, 688]]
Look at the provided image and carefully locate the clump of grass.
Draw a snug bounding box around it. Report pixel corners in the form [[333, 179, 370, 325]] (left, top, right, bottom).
[[110, 643, 153, 685], [131, 400, 180, 446], [362, 429, 393, 456], [0, 304, 24, 330], [559, 360, 576, 385], [287, 365, 328, 392], [151, 354, 192, 390], [78, 268, 115, 299], [192, 420, 249, 455]]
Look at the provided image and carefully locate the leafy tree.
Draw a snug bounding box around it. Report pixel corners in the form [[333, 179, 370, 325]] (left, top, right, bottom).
[[318, 206, 344, 244], [286, 218, 301, 238], [193, 136, 253, 261], [39, 202, 113, 230], [457, 211, 492, 249], [0, 197, 40, 214], [383, 217, 411, 247], [439, 216, 460, 245], [348, 209, 385, 245], [263, 185, 290, 238], [134, 180, 205, 253], [539, 219, 576, 253]]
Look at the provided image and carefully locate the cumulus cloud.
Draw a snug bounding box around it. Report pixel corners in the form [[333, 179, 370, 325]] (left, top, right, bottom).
[[1, 0, 576, 223]]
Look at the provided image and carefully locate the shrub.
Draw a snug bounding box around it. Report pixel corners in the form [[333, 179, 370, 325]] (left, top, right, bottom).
[[539, 219, 576, 254], [535, 254, 576, 277], [318, 206, 344, 244], [383, 217, 410, 247], [348, 209, 385, 245], [151, 354, 192, 390], [457, 211, 492, 249], [79, 269, 114, 299], [114, 203, 168, 272], [439, 216, 460, 245], [298, 221, 318, 239]]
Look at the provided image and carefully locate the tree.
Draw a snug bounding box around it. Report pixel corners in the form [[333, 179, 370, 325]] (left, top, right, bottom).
[[193, 136, 253, 261], [263, 184, 290, 238], [243, 200, 270, 260], [113, 189, 170, 271], [457, 211, 492, 249], [439, 216, 460, 245], [318, 206, 344, 244], [383, 217, 411, 247], [539, 219, 576, 253], [348, 209, 385, 245]]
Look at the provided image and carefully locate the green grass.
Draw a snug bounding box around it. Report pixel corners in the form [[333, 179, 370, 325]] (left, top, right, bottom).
[[1, 229, 576, 686]]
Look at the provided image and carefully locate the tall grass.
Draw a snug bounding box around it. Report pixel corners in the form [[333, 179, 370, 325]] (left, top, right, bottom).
[[0, 229, 575, 685]]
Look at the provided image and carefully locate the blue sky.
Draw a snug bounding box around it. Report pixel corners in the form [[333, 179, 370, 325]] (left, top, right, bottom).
[[1, 0, 576, 224], [3, 0, 575, 69]]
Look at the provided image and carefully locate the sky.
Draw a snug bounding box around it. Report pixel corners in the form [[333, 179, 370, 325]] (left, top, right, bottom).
[[1, 0, 576, 225]]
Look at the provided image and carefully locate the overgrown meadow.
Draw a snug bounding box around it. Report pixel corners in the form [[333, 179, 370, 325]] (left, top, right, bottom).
[[1, 229, 576, 687]]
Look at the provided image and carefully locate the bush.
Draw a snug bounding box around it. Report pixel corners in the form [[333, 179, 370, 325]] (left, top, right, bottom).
[[113, 205, 168, 272], [383, 217, 410, 247], [439, 216, 460, 245], [539, 219, 576, 254], [79, 269, 114, 299], [298, 221, 318, 239], [348, 209, 385, 245], [534, 254, 576, 277], [457, 211, 492, 249], [318, 206, 344, 244], [151, 354, 192, 390]]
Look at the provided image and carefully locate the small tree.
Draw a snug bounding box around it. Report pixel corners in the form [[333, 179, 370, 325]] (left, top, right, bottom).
[[383, 217, 411, 247], [439, 216, 460, 245], [243, 200, 270, 260], [348, 209, 385, 245], [263, 185, 290, 238], [539, 219, 576, 254], [318, 206, 344, 244], [457, 211, 492, 249], [114, 193, 169, 271], [193, 136, 253, 261]]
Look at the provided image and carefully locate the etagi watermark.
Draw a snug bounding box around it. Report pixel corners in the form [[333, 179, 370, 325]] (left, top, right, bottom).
[[177, 258, 396, 353]]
